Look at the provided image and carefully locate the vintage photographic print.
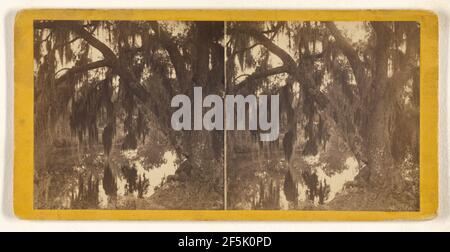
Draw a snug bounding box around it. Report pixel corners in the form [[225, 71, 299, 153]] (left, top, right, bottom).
[[32, 18, 422, 212], [34, 20, 225, 210], [225, 21, 420, 211]]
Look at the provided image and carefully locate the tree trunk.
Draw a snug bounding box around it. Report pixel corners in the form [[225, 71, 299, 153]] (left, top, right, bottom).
[[363, 22, 399, 189], [366, 95, 396, 187]]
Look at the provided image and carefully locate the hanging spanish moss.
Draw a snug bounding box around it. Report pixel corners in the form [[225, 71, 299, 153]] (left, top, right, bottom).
[[102, 124, 114, 155], [102, 164, 117, 197], [283, 169, 298, 203], [33, 19, 420, 211], [121, 164, 138, 195], [137, 174, 150, 199]]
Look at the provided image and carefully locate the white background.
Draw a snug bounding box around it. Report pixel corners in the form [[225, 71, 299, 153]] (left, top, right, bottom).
[[1, 0, 449, 232]]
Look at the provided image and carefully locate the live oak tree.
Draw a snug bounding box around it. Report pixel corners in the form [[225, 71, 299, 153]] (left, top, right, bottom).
[[227, 21, 419, 205], [34, 21, 225, 206], [34, 20, 420, 209]]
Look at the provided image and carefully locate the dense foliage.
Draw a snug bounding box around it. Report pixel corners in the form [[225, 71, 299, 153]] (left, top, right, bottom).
[[227, 21, 419, 207]]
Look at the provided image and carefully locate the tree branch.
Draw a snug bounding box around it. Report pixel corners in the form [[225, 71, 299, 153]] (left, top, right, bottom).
[[230, 26, 296, 94], [231, 43, 261, 57], [241, 28, 297, 68], [55, 59, 112, 85], [232, 26, 327, 106], [71, 23, 152, 103], [69, 24, 117, 60], [234, 65, 290, 95], [36, 21, 118, 62], [36, 21, 152, 103], [149, 21, 189, 90], [325, 22, 365, 87]]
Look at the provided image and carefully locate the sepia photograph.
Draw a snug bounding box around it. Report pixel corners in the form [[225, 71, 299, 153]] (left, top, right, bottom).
[[225, 21, 420, 211], [3, 2, 443, 232], [33, 20, 225, 210]]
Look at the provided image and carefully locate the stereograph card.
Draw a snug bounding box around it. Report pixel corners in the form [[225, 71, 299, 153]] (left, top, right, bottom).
[[14, 10, 438, 220]]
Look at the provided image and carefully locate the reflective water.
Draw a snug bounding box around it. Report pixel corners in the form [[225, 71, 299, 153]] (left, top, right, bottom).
[[239, 153, 360, 210], [39, 148, 178, 209], [300, 155, 359, 204]]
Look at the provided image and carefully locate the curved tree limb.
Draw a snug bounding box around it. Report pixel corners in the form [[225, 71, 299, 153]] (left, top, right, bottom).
[[232, 26, 328, 107], [235, 65, 290, 95], [55, 59, 112, 85], [66, 23, 151, 103], [34, 21, 197, 162], [149, 21, 190, 91], [70, 24, 117, 60], [231, 43, 261, 57], [38, 21, 201, 152], [243, 28, 297, 67]]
